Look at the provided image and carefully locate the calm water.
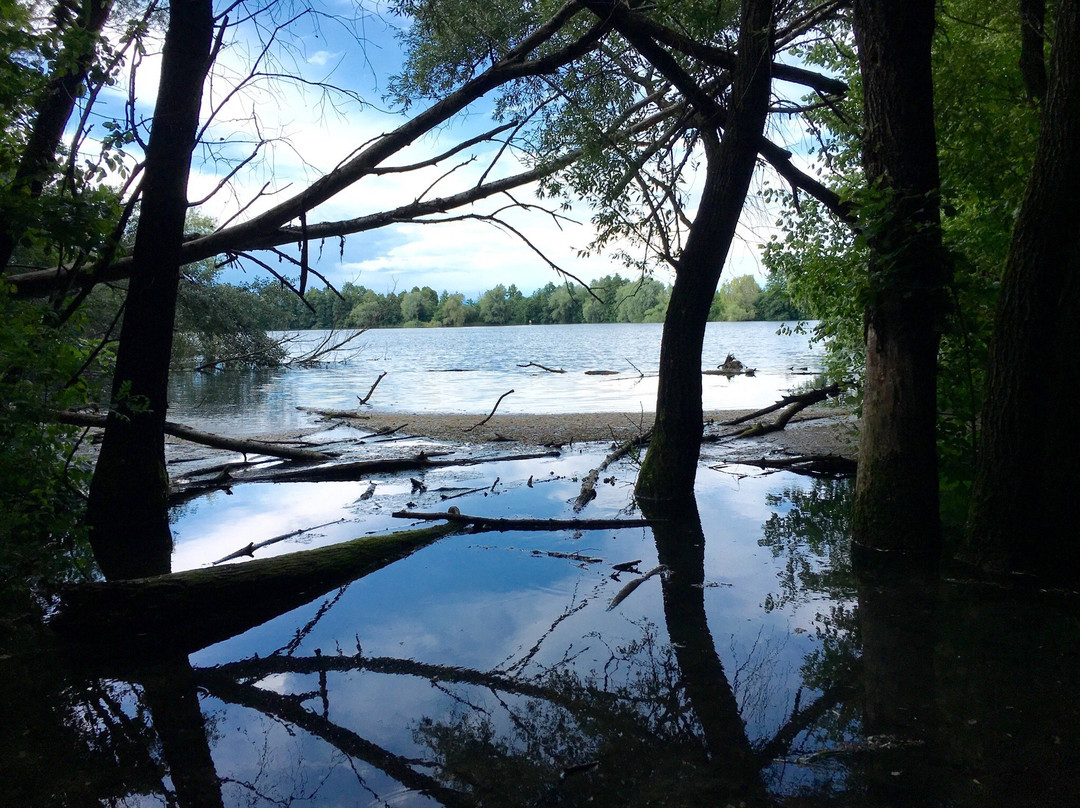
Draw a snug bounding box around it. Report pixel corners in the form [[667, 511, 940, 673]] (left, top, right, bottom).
[[6, 323, 1079, 806], [168, 322, 823, 435]]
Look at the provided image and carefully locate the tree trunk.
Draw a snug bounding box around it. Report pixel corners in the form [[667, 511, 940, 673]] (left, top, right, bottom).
[[635, 0, 774, 504], [84, 0, 214, 580], [965, 0, 1080, 581], [0, 0, 114, 271], [850, 0, 946, 555]]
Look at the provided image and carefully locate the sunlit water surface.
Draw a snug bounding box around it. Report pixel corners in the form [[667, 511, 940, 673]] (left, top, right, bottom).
[[168, 322, 823, 435]]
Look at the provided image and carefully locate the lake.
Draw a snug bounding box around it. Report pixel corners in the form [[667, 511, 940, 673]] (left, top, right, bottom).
[[168, 321, 823, 435], [6, 322, 1079, 807]]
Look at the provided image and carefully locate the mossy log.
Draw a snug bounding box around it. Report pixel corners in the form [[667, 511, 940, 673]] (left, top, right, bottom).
[[52, 523, 459, 659]]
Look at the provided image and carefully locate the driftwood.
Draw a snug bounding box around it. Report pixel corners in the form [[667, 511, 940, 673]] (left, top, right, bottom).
[[707, 383, 845, 439], [574, 427, 653, 511], [714, 454, 857, 478], [518, 361, 565, 373], [57, 410, 336, 462], [53, 523, 460, 658], [168, 449, 561, 498], [357, 371, 388, 404], [394, 509, 651, 532], [464, 389, 514, 432]]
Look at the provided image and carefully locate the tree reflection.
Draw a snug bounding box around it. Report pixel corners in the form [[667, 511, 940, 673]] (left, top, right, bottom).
[[15, 473, 1080, 806]]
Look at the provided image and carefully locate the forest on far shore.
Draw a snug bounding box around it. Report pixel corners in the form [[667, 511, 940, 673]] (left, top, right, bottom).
[[204, 270, 809, 331]]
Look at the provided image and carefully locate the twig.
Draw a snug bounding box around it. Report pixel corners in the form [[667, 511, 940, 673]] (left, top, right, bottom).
[[464, 390, 514, 432], [212, 518, 348, 565]]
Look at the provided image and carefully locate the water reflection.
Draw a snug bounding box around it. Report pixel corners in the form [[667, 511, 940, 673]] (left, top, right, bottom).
[[9, 470, 1080, 806]]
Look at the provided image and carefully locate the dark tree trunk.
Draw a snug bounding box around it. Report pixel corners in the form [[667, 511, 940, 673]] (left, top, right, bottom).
[[1019, 0, 1048, 103], [85, 0, 214, 579], [635, 0, 774, 504], [0, 0, 114, 271], [850, 0, 946, 555], [965, 0, 1080, 581]]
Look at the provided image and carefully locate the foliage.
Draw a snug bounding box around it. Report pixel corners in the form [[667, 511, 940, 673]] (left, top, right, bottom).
[[761, 0, 1042, 504], [0, 287, 97, 594]]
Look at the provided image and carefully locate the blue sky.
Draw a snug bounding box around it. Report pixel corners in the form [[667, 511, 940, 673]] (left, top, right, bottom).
[[93, 1, 779, 298]]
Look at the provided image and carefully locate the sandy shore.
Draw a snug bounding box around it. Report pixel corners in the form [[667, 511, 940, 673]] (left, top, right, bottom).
[[347, 408, 859, 458]]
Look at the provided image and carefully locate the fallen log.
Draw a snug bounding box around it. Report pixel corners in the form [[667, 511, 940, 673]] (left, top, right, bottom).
[[168, 450, 562, 496], [707, 383, 845, 439], [57, 410, 336, 463], [394, 509, 651, 532], [52, 523, 459, 658], [713, 454, 857, 477], [241, 449, 561, 484]]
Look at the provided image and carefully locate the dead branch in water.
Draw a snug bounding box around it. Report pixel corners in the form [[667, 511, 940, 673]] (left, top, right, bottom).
[[393, 509, 651, 532], [518, 361, 565, 373], [168, 449, 561, 498], [357, 371, 387, 404], [574, 426, 653, 511], [707, 383, 845, 440], [712, 454, 857, 478], [607, 564, 667, 611], [464, 389, 514, 432], [57, 410, 336, 462]]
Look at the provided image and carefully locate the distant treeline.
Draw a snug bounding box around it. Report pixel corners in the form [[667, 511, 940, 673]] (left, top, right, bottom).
[[232, 272, 811, 331]]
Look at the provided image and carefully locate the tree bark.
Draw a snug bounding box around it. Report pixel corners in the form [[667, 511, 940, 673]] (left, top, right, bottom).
[[850, 0, 946, 555], [965, 0, 1080, 581], [84, 0, 214, 580], [633, 0, 774, 504]]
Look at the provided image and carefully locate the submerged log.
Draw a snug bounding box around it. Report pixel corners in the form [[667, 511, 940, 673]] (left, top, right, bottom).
[[57, 410, 336, 463], [52, 523, 459, 658], [394, 509, 651, 532]]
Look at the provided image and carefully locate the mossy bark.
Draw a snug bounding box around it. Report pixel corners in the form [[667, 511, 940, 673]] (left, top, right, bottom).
[[55, 524, 459, 659]]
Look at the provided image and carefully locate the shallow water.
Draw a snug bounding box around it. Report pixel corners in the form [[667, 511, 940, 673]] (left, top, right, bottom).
[[6, 324, 1079, 806], [8, 443, 1080, 806]]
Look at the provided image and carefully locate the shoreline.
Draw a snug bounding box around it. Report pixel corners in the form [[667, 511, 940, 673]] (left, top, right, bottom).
[[345, 407, 859, 457]]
